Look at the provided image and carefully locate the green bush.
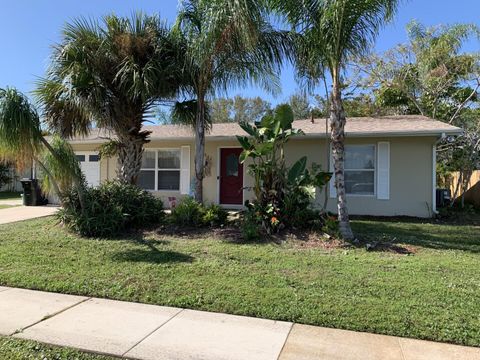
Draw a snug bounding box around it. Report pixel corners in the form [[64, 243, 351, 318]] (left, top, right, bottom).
[[202, 204, 228, 226], [241, 207, 262, 241], [169, 197, 229, 227], [170, 197, 205, 227], [57, 181, 164, 237]]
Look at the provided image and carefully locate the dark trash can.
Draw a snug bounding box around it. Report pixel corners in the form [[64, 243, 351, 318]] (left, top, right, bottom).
[[21, 178, 38, 206], [20, 178, 47, 206]]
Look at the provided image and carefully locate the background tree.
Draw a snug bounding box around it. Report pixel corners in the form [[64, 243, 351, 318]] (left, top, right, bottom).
[[355, 21, 480, 206], [274, 0, 400, 240], [174, 0, 291, 202], [354, 21, 480, 122], [288, 91, 311, 120], [37, 13, 184, 184], [208, 96, 272, 123]]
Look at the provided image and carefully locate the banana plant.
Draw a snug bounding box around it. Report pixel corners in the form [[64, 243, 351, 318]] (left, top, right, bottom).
[[237, 104, 331, 234]]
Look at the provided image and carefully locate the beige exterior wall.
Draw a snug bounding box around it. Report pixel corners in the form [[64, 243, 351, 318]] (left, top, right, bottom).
[[71, 135, 437, 217]]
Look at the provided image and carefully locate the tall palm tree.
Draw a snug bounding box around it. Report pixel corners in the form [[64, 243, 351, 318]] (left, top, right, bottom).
[[36, 13, 185, 184], [173, 0, 292, 202], [273, 0, 400, 240]]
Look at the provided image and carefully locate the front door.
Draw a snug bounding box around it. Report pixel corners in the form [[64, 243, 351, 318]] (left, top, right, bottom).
[[219, 148, 243, 205]]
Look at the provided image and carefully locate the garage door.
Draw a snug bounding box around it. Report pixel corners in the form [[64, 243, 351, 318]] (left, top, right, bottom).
[[75, 152, 100, 187]]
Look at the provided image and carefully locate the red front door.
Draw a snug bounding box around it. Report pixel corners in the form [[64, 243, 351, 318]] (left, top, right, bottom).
[[220, 148, 244, 205]]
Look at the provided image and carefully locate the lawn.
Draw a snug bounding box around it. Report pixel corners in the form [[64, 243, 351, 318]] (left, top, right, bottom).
[[0, 336, 113, 359], [0, 205, 20, 210], [0, 217, 479, 346], [0, 191, 21, 201]]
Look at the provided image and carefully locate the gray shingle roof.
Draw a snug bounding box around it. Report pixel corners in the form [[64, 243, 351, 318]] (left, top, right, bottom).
[[68, 115, 462, 143]]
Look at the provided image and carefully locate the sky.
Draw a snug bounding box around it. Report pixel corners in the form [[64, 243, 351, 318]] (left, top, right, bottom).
[[0, 0, 479, 107]]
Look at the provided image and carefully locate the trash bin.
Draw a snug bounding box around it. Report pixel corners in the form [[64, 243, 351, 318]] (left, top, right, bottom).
[[20, 178, 38, 206]]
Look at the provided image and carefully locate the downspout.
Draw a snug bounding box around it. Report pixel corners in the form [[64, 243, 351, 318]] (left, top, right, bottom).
[[432, 132, 446, 215]]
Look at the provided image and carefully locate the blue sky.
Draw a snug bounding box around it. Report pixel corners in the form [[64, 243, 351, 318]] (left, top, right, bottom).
[[0, 0, 478, 106]]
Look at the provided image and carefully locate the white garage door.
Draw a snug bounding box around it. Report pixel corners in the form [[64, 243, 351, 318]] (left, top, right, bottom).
[[75, 152, 100, 187]]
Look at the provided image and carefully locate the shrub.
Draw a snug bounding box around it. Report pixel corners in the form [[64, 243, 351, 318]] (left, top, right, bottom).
[[0, 162, 11, 190], [202, 204, 228, 226], [169, 197, 229, 228], [57, 181, 164, 237], [241, 206, 262, 241], [169, 196, 205, 227]]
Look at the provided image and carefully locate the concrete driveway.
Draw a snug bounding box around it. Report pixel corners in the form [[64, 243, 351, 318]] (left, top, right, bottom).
[[0, 199, 23, 206], [0, 205, 58, 225]]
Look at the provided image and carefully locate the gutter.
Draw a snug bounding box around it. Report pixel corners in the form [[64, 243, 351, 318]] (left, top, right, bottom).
[[67, 130, 463, 145], [432, 132, 447, 215]]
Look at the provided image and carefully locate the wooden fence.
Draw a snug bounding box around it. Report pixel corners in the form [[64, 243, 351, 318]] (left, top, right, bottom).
[[449, 170, 480, 207]]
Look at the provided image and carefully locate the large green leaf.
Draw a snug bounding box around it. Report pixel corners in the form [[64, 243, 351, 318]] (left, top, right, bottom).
[[313, 171, 332, 187], [236, 135, 251, 150], [256, 142, 274, 155], [288, 156, 307, 183], [239, 121, 257, 137], [274, 104, 294, 130]]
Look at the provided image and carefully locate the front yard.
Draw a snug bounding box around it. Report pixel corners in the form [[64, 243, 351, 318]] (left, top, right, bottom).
[[0, 216, 479, 346], [0, 192, 21, 201], [0, 336, 113, 359]]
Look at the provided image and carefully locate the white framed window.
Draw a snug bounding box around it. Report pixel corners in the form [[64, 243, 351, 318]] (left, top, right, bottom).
[[344, 145, 376, 196], [138, 149, 181, 191]]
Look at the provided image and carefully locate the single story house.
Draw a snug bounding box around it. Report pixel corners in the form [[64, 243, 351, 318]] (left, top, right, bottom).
[[67, 115, 461, 218]]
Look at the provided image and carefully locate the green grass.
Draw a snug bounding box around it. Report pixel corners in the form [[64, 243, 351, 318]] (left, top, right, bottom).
[[0, 191, 21, 201], [0, 336, 113, 359], [0, 217, 479, 346], [0, 205, 19, 210]]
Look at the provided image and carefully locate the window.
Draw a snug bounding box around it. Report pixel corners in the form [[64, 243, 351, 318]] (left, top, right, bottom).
[[226, 153, 239, 177], [89, 155, 100, 162], [138, 150, 181, 191], [76, 155, 85, 162], [344, 145, 375, 195]]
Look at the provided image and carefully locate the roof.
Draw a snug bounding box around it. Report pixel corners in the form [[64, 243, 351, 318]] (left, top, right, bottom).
[[68, 115, 462, 143]]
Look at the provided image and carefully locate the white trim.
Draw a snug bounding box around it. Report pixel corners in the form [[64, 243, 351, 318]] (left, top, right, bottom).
[[330, 144, 377, 198], [377, 142, 390, 200], [216, 146, 245, 208], [329, 150, 336, 199], [66, 129, 463, 145], [140, 148, 181, 192], [432, 144, 437, 214], [180, 146, 190, 195]]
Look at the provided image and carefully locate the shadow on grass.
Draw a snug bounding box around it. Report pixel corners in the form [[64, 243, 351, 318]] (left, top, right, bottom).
[[352, 218, 480, 253], [112, 249, 193, 264]]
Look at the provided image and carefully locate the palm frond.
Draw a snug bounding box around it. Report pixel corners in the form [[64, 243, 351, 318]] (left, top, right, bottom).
[[0, 87, 42, 165]]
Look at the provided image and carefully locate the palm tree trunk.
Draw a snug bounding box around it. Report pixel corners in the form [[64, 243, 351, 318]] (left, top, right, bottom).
[[194, 95, 206, 203], [330, 72, 355, 241], [117, 133, 146, 185]]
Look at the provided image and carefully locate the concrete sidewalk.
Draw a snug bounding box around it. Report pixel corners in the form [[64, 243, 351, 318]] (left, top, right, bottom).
[[0, 205, 58, 225], [0, 286, 478, 360]]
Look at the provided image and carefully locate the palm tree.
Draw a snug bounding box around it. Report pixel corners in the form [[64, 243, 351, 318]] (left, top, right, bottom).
[[36, 13, 185, 184], [173, 0, 292, 202], [274, 0, 400, 240], [0, 88, 84, 206]]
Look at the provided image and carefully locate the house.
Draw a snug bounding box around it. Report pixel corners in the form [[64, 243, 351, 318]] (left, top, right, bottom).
[[67, 115, 461, 218]]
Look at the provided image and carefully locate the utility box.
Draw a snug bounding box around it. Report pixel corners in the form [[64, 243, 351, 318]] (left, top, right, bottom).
[[436, 188, 451, 208]]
